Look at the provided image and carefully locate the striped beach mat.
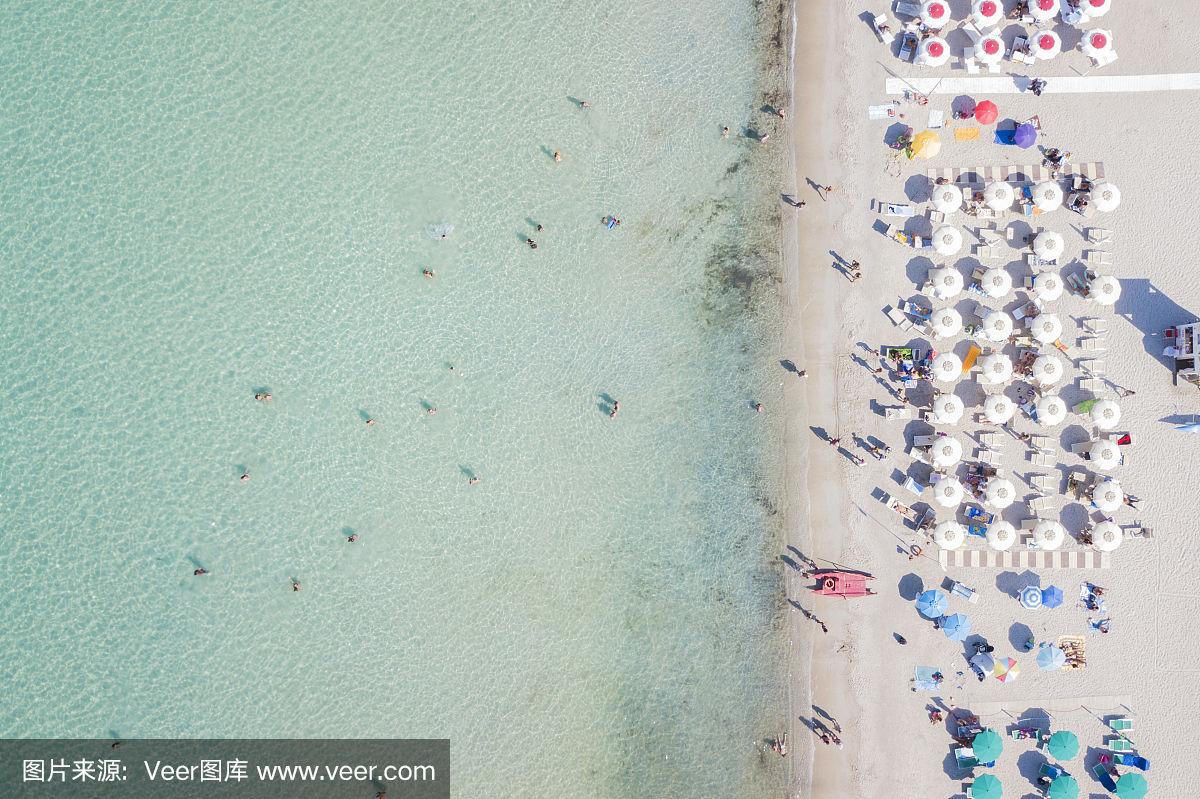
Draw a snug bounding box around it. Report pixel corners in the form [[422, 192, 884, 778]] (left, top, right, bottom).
[[926, 162, 1105, 187], [939, 548, 1111, 570]]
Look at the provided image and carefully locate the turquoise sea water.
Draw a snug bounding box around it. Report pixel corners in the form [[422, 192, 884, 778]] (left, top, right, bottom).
[[1, 2, 789, 795]]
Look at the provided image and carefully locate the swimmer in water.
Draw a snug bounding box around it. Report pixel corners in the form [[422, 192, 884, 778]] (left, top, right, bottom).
[[536, 224, 543, 232], [426, 406, 437, 415], [347, 533, 359, 542], [194, 568, 208, 576], [468, 476, 480, 485], [754, 402, 764, 413], [254, 392, 272, 402], [553, 150, 562, 162], [579, 100, 590, 109], [365, 418, 376, 427], [423, 269, 435, 279], [526, 238, 538, 249], [291, 579, 301, 592], [240, 472, 250, 483], [609, 399, 619, 419], [721, 126, 729, 139]]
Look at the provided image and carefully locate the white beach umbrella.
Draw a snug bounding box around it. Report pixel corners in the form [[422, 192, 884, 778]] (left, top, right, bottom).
[[933, 393, 965, 424], [1091, 479, 1123, 512], [1083, 0, 1112, 19], [971, 0, 1003, 29], [1031, 313, 1064, 344], [930, 267, 964, 299], [979, 353, 1013, 385], [931, 436, 963, 468], [1033, 30, 1062, 60], [982, 309, 1014, 342], [932, 225, 963, 256], [1032, 272, 1064, 302], [1030, 0, 1058, 23], [1090, 182, 1121, 212], [932, 353, 964, 384], [984, 393, 1016, 424], [1081, 29, 1114, 59], [932, 183, 964, 214], [1092, 520, 1122, 552], [1031, 354, 1065, 386], [1089, 275, 1121, 306], [1090, 399, 1122, 430], [919, 36, 952, 67], [981, 267, 1012, 299], [1089, 439, 1121, 471], [931, 307, 964, 338], [1032, 231, 1065, 260], [976, 33, 1005, 64], [987, 520, 1017, 551], [1033, 519, 1066, 550], [1035, 394, 1067, 426], [985, 478, 1018, 509], [933, 519, 966, 549], [1032, 181, 1064, 212], [983, 182, 1014, 211], [921, 0, 951, 28], [933, 478, 965, 509]]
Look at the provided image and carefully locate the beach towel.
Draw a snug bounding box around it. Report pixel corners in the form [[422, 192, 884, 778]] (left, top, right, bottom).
[[994, 129, 1016, 145], [954, 126, 980, 141], [928, 109, 944, 129], [913, 666, 940, 692], [868, 103, 898, 120]]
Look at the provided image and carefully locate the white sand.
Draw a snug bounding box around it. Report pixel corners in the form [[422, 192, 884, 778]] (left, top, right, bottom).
[[781, 2, 1200, 796]]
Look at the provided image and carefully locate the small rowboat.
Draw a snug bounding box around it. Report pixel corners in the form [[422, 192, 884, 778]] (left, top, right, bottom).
[[809, 569, 877, 599]]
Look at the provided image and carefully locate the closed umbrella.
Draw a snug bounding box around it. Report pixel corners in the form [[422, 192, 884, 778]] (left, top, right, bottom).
[[931, 307, 963, 338], [933, 225, 963, 256], [932, 436, 963, 468], [980, 353, 1013, 385], [919, 36, 951, 67], [934, 520, 966, 550], [1092, 479, 1123, 512], [974, 99, 999, 125], [934, 394, 965, 424], [1014, 123, 1038, 149], [1092, 519, 1123, 552], [1033, 181, 1064, 211], [1035, 394, 1067, 426], [1089, 275, 1121, 305], [933, 477, 965, 508], [987, 520, 1017, 551], [984, 394, 1015, 424], [921, 0, 951, 29], [917, 589, 949, 618], [972, 729, 1003, 761], [1033, 520, 1066, 550], [909, 129, 942, 159], [977, 33, 1005, 64], [933, 183, 964, 214], [1020, 585, 1043, 609], [1089, 439, 1120, 471], [993, 657, 1020, 683], [1033, 231, 1065, 260], [984, 181, 1014, 211], [932, 352, 964, 384], [1041, 585, 1064, 608], [1084, 0, 1112, 20], [982, 310, 1013, 342], [1034, 30, 1062, 60], [1037, 644, 1068, 672], [1090, 182, 1121, 212], [971, 0, 1003, 29], [1048, 775, 1080, 799], [1114, 774, 1148, 799], [985, 478, 1017, 509], [1031, 313, 1063, 344], [942, 612, 972, 641], [1030, 0, 1058, 22], [1032, 354, 1065, 386], [1082, 29, 1113, 59], [1091, 399, 1122, 430], [981, 267, 1012, 298], [971, 774, 1002, 799], [1033, 272, 1063, 302], [930, 266, 964, 298]]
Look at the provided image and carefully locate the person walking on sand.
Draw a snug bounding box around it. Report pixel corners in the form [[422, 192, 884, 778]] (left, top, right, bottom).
[[1116, 386, 1136, 397], [776, 107, 786, 120], [820, 185, 834, 199], [795, 369, 807, 378], [828, 437, 840, 448]]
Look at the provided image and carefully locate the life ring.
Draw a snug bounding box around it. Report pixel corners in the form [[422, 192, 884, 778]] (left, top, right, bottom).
[[822, 577, 837, 591]]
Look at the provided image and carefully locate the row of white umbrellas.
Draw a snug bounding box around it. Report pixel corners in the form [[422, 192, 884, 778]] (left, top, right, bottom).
[[930, 389, 1121, 431], [936, 516, 1123, 552], [919, 1, 1111, 32], [928, 263, 1118, 305], [920, 29, 1115, 68], [932, 182, 1121, 217]]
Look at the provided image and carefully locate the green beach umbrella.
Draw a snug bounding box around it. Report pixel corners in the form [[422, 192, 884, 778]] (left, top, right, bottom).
[[972, 729, 1003, 762], [1047, 775, 1079, 799], [1046, 730, 1079, 760], [1115, 773, 1148, 799], [971, 773, 1002, 799]]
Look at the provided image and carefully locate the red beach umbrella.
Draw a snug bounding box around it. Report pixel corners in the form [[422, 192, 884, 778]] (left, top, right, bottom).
[[977, 34, 1004, 64], [974, 100, 998, 125], [1031, 0, 1058, 22]]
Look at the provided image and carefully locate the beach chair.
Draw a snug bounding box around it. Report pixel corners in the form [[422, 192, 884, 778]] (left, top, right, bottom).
[[927, 209, 945, 225], [903, 476, 927, 496], [1085, 250, 1114, 267], [1029, 452, 1054, 467], [870, 14, 896, 44], [1029, 473, 1055, 494], [1113, 753, 1150, 771], [1039, 764, 1065, 782], [1070, 440, 1093, 455], [1109, 717, 1134, 733], [1077, 337, 1106, 352], [1010, 37, 1036, 65], [1080, 358, 1106, 375], [973, 245, 1001, 260], [1029, 496, 1054, 515], [886, 306, 916, 331], [976, 448, 1001, 466], [894, 0, 921, 17], [1029, 435, 1054, 453], [964, 54, 980, 75], [1093, 763, 1119, 792], [912, 665, 941, 692], [1079, 377, 1105, 394], [1082, 317, 1109, 335], [899, 31, 918, 62], [880, 201, 915, 217], [1065, 271, 1088, 296], [1086, 227, 1113, 244], [912, 434, 936, 448], [1108, 736, 1135, 753], [978, 431, 1004, 449], [1093, 49, 1119, 68], [954, 746, 979, 770], [1123, 525, 1154, 540], [961, 21, 983, 44], [885, 406, 914, 421]]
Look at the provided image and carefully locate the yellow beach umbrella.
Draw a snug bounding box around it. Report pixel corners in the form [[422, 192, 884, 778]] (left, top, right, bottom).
[[908, 130, 942, 160]]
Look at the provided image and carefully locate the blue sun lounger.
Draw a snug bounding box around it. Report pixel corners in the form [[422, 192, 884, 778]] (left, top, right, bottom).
[[1092, 763, 1118, 792], [1113, 754, 1150, 771]]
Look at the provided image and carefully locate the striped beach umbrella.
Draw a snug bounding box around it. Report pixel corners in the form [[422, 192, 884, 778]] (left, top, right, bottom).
[[1082, 29, 1114, 59], [1037, 644, 1067, 671], [1033, 231, 1065, 260], [985, 478, 1017, 509], [1092, 520, 1124, 552], [1041, 585, 1064, 608], [980, 353, 1013, 385], [1031, 313, 1063, 344], [933, 183, 964, 213], [933, 477, 965, 508], [934, 521, 966, 550], [933, 393, 965, 424], [971, 773, 1002, 799], [987, 520, 1017, 551], [1090, 182, 1122, 212], [1032, 354, 1065, 386], [931, 307, 964, 338], [1092, 479, 1123, 512], [1033, 520, 1066, 550], [1033, 181, 1064, 211], [919, 36, 952, 67], [917, 589, 949, 618], [1020, 585, 1043, 609], [1030, 0, 1058, 23], [932, 352, 964, 384], [1089, 439, 1120, 471], [1034, 30, 1062, 60], [977, 33, 1005, 64], [993, 656, 1020, 683], [984, 393, 1015, 424], [984, 181, 1014, 211], [971, 0, 1003, 29], [932, 436, 963, 468], [981, 267, 1012, 298], [1048, 775, 1080, 799], [942, 612, 972, 640], [1091, 399, 1122, 430], [1115, 774, 1148, 799], [1089, 275, 1121, 305], [972, 729, 1003, 761], [1084, 0, 1112, 19], [933, 225, 963, 256], [1035, 394, 1067, 426], [1033, 272, 1063, 302]]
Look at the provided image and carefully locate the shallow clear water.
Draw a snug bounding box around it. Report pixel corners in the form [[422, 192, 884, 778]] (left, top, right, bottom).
[[0, 1, 789, 795]]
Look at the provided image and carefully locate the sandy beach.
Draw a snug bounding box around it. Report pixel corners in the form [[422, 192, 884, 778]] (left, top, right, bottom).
[[781, 2, 1200, 796]]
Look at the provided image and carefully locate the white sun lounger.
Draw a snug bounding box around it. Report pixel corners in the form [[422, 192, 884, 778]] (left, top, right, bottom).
[[1086, 228, 1113, 244], [912, 434, 936, 448], [976, 448, 1002, 466], [1079, 377, 1105, 394], [1029, 435, 1054, 453], [1085, 250, 1114, 267], [886, 306, 916, 331], [1029, 496, 1055, 515], [979, 431, 1004, 449], [1091, 50, 1119, 69], [1030, 473, 1055, 494], [964, 53, 980, 75], [869, 104, 900, 120], [1030, 452, 1055, 467], [1078, 337, 1107, 352], [1082, 318, 1109, 335], [871, 14, 896, 44], [974, 245, 1001, 260], [894, 1, 921, 18]]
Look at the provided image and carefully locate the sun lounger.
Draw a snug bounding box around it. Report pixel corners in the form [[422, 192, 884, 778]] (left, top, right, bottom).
[[1084, 250, 1114, 267], [886, 306, 916, 331], [961, 20, 983, 44], [1086, 228, 1113, 244], [1039, 763, 1065, 782], [869, 103, 899, 120], [1079, 377, 1105, 394], [1114, 753, 1150, 771], [954, 746, 980, 770], [1080, 358, 1106, 375], [1082, 317, 1108, 334], [976, 448, 1001, 466], [1077, 337, 1106, 352], [1092, 763, 1118, 792], [964, 54, 980, 75], [1010, 37, 1036, 65], [1070, 441, 1093, 455], [894, 1, 921, 17], [1092, 49, 1119, 69], [1029, 496, 1054, 515], [1030, 473, 1055, 494], [899, 31, 918, 62], [1065, 271, 1088, 296], [1108, 737, 1135, 753], [928, 109, 944, 129], [870, 14, 896, 44], [1028, 452, 1053, 467], [879, 200, 915, 217], [912, 434, 936, 448], [973, 245, 1001, 260], [1123, 525, 1153, 540], [1109, 717, 1134, 733], [903, 476, 927, 496], [1025, 253, 1056, 272], [978, 431, 1004, 449]]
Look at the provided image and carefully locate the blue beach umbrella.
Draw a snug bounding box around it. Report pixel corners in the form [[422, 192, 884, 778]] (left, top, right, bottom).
[[1115, 773, 1148, 799], [1041, 585, 1064, 609], [942, 613, 972, 640], [1046, 730, 1079, 760], [1047, 774, 1079, 799], [1037, 643, 1067, 670], [917, 589, 949, 619], [1019, 585, 1043, 610], [1176, 422, 1200, 433], [1015, 123, 1038, 149]]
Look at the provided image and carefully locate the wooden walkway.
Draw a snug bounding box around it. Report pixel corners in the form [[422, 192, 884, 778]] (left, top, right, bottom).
[[940, 547, 1111, 570], [886, 73, 1200, 95], [926, 161, 1105, 188]]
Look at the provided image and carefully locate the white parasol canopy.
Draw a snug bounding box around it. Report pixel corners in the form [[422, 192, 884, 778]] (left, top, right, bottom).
[[1033, 519, 1066, 550], [1091, 479, 1123, 512], [921, 0, 951, 29], [1090, 399, 1122, 430], [981, 267, 1012, 298], [932, 225, 963, 256], [985, 478, 1018, 509], [1090, 182, 1121, 212], [1083, 0, 1112, 19], [1089, 439, 1121, 471], [932, 353, 964, 384], [932, 183, 964, 214], [1031, 313, 1064, 344], [979, 353, 1013, 385], [933, 393, 965, 423], [1089, 275, 1121, 305], [1092, 519, 1122, 552], [976, 33, 1005, 64], [1032, 272, 1064, 302], [1032, 231, 1065, 260], [930, 267, 964, 299], [1033, 30, 1062, 60], [984, 181, 1014, 211], [931, 307, 964, 338], [933, 477, 965, 508], [1032, 354, 1065, 386], [1082, 29, 1113, 59], [919, 36, 951, 67], [984, 393, 1016, 424], [987, 520, 1017, 551], [1035, 394, 1067, 426], [1032, 181, 1064, 211], [1030, 0, 1058, 23], [931, 436, 963, 468], [971, 0, 1003, 29], [933, 520, 966, 548], [982, 309, 1013, 342]]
